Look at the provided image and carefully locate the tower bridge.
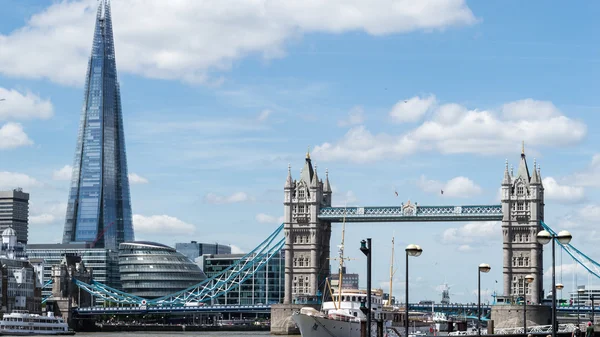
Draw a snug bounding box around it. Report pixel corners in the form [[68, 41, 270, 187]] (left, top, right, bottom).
[[45, 148, 600, 333]]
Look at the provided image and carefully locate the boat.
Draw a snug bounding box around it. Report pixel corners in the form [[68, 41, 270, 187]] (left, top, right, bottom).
[[292, 208, 385, 337], [0, 310, 75, 335]]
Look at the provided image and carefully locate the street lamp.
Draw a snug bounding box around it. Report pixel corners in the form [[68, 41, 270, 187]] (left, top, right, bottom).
[[478, 263, 491, 337], [405, 244, 423, 337], [578, 288, 586, 328], [537, 229, 572, 337], [360, 239, 372, 337], [523, 274, 535, 334]]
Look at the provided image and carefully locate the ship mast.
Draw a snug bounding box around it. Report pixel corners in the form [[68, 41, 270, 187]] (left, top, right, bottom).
[[387, 234, 395, 306], [337, 206, 347, 310]]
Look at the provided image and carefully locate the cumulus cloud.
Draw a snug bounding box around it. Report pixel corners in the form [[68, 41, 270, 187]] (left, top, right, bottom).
[[29, 201, 67, 225], [204, 192, 252, 204], [0, 123, 33, 149], [542, 177, 584, 203], [52, 165, 72, 181], [313, 96, 586, 163], [230, 245, 245, 254], [133, 214, 196, 234], [0, 87, 53, 121], [256, 213, 284, 224], [0, 0, 477, 86], [389, 95, 436, 123], [128, 173, 149, 184], [442, 221, 500, 246], [0, 171, 40, 190], [417, 175, 482, 198], [338, 106, 365, 127]]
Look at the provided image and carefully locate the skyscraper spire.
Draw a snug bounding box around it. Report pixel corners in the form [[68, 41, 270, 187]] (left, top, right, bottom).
[[63, 0, 134, 250]]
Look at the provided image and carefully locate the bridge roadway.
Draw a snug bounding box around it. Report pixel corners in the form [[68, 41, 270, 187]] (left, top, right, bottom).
[[317, 205, 503, 222], [76, 304, 271, 315], [75, 303, 598, 316]]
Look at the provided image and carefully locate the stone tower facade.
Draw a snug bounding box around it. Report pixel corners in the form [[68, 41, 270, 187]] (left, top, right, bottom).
[[501, 148, 544, 304], [283, 151, 332, 304]]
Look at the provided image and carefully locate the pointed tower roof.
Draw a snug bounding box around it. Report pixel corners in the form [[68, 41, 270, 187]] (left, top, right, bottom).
[[311, 165, 319, 187], [300, 147, 314, 184], [502, 159, 511, 185], [324, 168, 332, 193], [530, 159, 541, 184], [515, 141, 531, 184], [285, 163, 293, 188]]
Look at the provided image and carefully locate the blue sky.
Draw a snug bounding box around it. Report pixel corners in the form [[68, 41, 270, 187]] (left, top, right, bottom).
[[0, 0, 599, 303]]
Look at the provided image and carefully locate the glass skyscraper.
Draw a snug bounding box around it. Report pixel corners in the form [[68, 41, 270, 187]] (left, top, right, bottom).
[[63, 0, 134, 250]]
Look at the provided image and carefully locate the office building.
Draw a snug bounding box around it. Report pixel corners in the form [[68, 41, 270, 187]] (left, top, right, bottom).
[[26, 243, 119, 304], [176, 241, 231, 261], [118, 241, 206, 298], [62, 0, 134, 250], [0, 189, 29, 244], [330, 266, 360, 290], [570, 285, 600, 306], [198, 251, 284, 305]]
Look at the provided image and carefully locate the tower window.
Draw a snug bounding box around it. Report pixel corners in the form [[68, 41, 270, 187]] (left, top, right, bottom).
[[298, 189, 305, 199], [517, 185, 524, 195], [517, 202, 524, 211]]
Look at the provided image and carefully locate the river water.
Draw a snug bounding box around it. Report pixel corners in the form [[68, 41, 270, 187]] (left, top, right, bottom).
[[77, 333, 273, 336]]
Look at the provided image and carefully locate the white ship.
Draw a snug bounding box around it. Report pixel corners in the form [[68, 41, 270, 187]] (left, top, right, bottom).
[[292, 212, 385, 337], [0, 310, 74, 335]]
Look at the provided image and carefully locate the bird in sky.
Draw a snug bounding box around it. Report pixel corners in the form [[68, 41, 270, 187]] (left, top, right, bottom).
[[441, 190, 444, 195], [0, 98, 5, 101]]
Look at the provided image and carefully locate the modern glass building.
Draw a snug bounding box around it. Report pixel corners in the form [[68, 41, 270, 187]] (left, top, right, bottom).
[[198, 251, 284, 305], [118, 242, 207, 298], [175, 241, 232, 262], [26, 243, 119, 304], [62, 0, 134, 250]]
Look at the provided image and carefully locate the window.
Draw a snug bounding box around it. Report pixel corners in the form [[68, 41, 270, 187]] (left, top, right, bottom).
[[517, 202, 524, 211], [517, 185, 524, 195], [298, 189, 305, 199]]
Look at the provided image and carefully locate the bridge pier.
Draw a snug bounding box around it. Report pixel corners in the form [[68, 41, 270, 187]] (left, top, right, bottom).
[[492, 304, 551, 329], [45, 255, 93, 330]]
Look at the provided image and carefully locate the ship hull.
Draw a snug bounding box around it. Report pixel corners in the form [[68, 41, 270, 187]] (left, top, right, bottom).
[[292, 312, 362, 337]]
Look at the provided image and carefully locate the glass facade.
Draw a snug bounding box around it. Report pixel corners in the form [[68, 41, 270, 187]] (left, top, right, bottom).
[[198, 251, 284, 305], [26, 243, 119, 305], [119, 242, 206, 298], [175, 241, 232, 262], [63, 0, 133, 250]]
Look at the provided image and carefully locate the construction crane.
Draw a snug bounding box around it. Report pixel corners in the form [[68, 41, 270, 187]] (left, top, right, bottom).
[[89, 221, 115, 248]]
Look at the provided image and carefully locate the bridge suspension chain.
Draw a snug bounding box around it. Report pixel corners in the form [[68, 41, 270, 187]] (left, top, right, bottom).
[[71, 223, 285, 306]]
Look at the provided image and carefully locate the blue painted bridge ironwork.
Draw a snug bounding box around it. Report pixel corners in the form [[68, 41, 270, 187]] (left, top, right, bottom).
[[318, 204, 502, 222], [75, 304, 272, 315]]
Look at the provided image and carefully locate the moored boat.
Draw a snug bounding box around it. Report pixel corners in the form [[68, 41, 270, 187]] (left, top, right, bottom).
[[0, 310, 75, 335]]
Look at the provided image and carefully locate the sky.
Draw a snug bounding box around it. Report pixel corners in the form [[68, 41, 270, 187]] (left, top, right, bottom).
[[0, 0, 599, 304]]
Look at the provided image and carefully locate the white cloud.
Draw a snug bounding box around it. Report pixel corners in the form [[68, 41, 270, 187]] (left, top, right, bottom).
[[204, 191, 252, 204], [230, 244, 245, 254], [0, 171, 40, 190], [543, 263, 590, 279], [338, 106, 365, 127], [0, 0, 477, 86], [313, 96, 586, 163], [52, 165, 72, 181], [257, 109, 272, 122], [0, 87, 53, 121], [457, 244, 473, 252], [442, 221, 500, 245], [133, 214, 196, 234], [542, 177, 584, 203], [389, 95, 436, 123], [128, 173, 149, 184], [0, 123, 33, 149], [570, 154, 600, 187], [256, 213, 284, 224], [29, 201, 67, 225], [417, 175, 482, 198]]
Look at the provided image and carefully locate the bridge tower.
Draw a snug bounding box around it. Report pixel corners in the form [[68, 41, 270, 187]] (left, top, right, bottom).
[[501, 146, 544, 304], [282, 150, 332, 304]]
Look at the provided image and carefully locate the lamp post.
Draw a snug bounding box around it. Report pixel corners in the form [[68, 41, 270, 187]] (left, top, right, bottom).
[[523, 274, 535, 334], [405, 244, 423, 337], [360, 239, 372, 337], [578, 288, 585, 328], [537, 229, 573, 337], [478, 263, 491, 337]]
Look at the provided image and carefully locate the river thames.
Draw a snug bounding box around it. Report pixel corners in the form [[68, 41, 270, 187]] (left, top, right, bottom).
[[78, 333, 273, 336]]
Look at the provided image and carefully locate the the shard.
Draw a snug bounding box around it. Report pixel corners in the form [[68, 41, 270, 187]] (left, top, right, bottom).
[[63, 0, 134, 250]]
